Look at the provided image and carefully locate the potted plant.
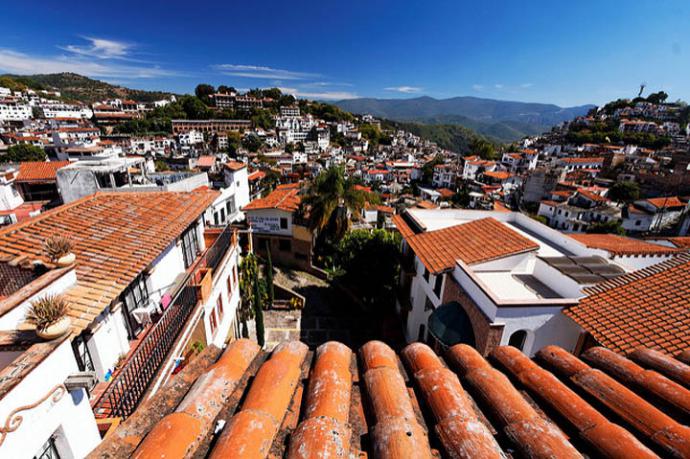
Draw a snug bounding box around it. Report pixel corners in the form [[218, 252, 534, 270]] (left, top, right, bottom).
[[43, 235, 75, 267], [27, 294, 71, 340]]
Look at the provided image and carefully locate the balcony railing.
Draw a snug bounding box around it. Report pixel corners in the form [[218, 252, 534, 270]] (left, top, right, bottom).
[[92, 226, 237, 419]]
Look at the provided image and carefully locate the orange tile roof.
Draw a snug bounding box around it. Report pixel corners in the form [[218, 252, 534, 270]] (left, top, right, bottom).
[[15, 161, 69, 183], [437, 188, 455, 199], [95, 339, 690, 458], [243, 184, 300, 212], [576, 188, 607, 202], [483, 170, 511, 180], [415, 200, 437, 210], [0, 191, 219, 333], [562, 157, 604, 164], [247, 170, 266, 181], [392, 214, 415, 239], [406, 217, 539, 274], [196, 155, 216, 168], [569, 233, 681, 256], [645, 196, 685, 209], [565, 254, 690, 355], [223, 160, 247, 171]]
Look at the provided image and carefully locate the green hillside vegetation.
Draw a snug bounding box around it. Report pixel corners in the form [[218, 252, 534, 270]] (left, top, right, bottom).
[[382, 119, 497, 156], [0, 73, 174, 103], [565, 118, 671, 149]]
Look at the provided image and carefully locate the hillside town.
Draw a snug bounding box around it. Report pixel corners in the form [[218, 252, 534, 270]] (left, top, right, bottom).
[[1, 78, 690, 459]]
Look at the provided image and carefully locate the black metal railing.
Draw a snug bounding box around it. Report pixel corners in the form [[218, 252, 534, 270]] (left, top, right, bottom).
[[204, 225, 235, 273], [93, 227, 237, 419]]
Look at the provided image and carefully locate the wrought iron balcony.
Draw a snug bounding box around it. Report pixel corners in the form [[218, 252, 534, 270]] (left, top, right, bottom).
[[92, 225, 238, 419]]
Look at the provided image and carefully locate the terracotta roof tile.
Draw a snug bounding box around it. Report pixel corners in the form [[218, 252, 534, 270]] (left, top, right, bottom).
[[243, 184, 301, 213], [209, 341, 308, 458], [15, 161, 69, 182], [406, 217, 539, 274], [0, 191, 218, 333], [538, 345, 690, 457], [565, 254, 690, 355], [645, 196, 685, 209], [447, 344, 582, 458], [100, 339, 690, 458], [224, 160, 247, 171], [569, 233, 681, 256]]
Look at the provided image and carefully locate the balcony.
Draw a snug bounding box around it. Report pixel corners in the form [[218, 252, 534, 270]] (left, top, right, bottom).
[[91, 225, 238, 420]]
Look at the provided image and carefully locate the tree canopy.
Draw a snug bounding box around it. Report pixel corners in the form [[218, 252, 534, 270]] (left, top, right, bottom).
[[608, 181, 640, 204], [2, 144, 47, 163], [303, 166, 367, 242], [333, 229, 401, 309]]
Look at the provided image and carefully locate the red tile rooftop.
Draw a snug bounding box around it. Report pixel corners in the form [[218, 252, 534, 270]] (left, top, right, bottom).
[[224, 160, 247, 171], [0, 190, 218, 335], [244, 183, 301, 213], [90, 339, 690, 458], [569, 233, 682, 256], [406, 217, 539, 274], [15, 160, 69, 182], [565, 253, 690, 356]]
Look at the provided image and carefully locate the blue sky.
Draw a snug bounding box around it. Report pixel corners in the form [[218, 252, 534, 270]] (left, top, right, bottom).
[[1, 0, 689, 106]]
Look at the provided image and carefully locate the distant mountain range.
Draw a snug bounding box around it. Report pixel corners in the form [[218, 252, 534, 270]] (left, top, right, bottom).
[[335, 96, 594, 142]]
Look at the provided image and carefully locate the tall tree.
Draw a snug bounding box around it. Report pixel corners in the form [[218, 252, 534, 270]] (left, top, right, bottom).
[[253, 268, 265, 347], [302, 166, 367, 242], [194, 83, 215, 104], [265, 242, 274, 307], [239, 253, 259, 338]]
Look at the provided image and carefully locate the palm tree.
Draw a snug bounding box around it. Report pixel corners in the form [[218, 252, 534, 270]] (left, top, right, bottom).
[[302, 166, 367, 241]]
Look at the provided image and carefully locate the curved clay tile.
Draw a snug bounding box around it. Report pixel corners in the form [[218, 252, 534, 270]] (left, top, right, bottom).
[[360, 341, 433, 459], [401, 343, 504, 459], [131, 412, 202, 459], [370, 418, 433, 459], [538, 345, 690, 458], [491, 346, 657, 459], [401, 342, 445, 375], [629, 347, 690, 389], [287, 416, 352, 459], [209, 409, 276, 458], [446, 344, 582, 459], [209, 340, 308, 459], [132, 339, 260, 458], [360, 340, 399, 372], [678, 350, 690, 366], [583, 346, 690, 419], [302, 341, 353, 422], [287, 341, 353, 458]]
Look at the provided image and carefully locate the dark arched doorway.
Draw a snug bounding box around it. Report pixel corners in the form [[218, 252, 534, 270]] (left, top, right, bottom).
[[427, 301, 476, 350]]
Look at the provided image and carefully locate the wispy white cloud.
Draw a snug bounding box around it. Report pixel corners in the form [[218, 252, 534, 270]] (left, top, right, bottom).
[[60, 37, 132, 59], [472, 84, 485, 91], [384, 86, 422, 94], [494, 83, 504, 89], [0, 48, 179, 79], [279, 86, 358, 100], [213, 64, 319, 80], [520, 83, 534, 88], [300, 81, 353, 88]]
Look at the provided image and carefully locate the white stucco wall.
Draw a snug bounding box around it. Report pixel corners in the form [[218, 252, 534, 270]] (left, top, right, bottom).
[[496, 306, 582, 356], [147, 242, 186, 306], [87, 308, 130, 380], [0, 269, 78, 331], [202, 244, 241, 347], [0, 340, 100, 459], [246, 208, 293, 236]]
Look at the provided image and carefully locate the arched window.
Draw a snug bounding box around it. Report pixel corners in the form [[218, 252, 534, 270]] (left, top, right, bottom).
[[508, 330, 528, 351]]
